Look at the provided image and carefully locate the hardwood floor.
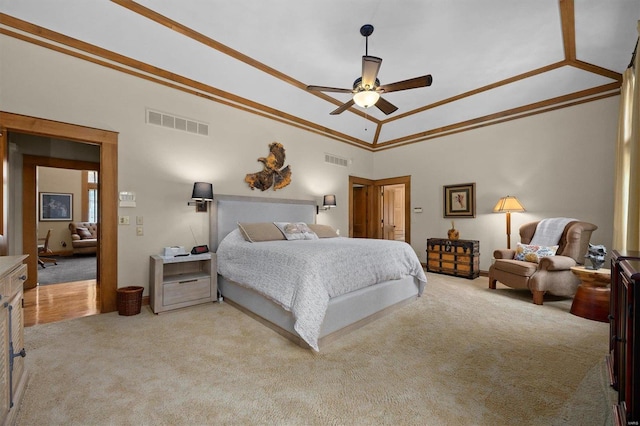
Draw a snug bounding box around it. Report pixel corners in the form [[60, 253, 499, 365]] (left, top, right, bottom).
[[23, 280, 100, 327]]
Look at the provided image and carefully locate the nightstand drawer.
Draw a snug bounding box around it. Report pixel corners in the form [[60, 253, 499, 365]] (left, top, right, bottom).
[[163, 277, 211, 306]]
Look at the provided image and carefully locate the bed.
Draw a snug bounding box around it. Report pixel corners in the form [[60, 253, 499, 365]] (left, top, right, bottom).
[[211, 194, 427, 351]]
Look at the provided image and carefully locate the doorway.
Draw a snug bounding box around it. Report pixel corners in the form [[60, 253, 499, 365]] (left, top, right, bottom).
[[0, 111, 118, 314], [31, 164, 99, 287], [349, 175, 411, 243]]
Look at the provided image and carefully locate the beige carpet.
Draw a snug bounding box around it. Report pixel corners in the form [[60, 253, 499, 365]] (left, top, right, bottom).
[[16, 273, 615, 425]]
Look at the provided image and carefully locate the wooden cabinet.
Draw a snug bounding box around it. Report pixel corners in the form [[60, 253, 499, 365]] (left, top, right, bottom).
[[150, 253, 217, 314], [0, 255, 28, 426], [608, 250, 640, 424], [427, 238, 480, 279]]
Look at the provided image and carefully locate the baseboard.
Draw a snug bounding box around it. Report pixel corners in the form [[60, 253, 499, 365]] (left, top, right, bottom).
[[48, 249, 74, 257]]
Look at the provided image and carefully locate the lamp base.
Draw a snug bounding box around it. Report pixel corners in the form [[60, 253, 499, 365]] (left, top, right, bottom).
[[187, 201, 208, 212]]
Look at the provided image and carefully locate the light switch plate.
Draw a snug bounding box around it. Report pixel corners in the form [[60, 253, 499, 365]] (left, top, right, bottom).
[[119, 216, 130, 225]]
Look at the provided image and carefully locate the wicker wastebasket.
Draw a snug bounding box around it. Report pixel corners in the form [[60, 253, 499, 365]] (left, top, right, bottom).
[[116, 286, 144, 316]]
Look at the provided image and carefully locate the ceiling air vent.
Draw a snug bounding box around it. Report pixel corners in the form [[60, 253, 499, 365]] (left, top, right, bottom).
[[146, 109, 209, 137], [324, 153, 349, 167]]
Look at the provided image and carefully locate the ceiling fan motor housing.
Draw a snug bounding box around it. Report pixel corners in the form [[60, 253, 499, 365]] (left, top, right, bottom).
[[353, 77, 380, 91]]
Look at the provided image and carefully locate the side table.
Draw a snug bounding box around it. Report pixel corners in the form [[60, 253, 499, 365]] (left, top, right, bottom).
[[569, 266, 611, 322]]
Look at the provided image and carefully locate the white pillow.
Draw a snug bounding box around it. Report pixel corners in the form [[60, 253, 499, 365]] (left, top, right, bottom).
[[273, 222, 318, 240]]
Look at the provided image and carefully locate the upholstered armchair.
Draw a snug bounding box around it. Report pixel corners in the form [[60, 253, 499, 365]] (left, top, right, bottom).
[[488, 220, 598, 305]]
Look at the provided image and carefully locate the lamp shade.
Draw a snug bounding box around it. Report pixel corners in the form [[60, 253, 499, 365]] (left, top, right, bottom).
[[353, 90, 380, 108], [493, 196, 525, 213], [191, 182, 214, 201], [323, 194, 337, 208]]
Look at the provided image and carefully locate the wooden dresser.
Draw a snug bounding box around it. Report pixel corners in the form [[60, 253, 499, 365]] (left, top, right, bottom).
[[608, 250, 640, 424], [0, 255, 28, 425], [426, 238, 480, 279]]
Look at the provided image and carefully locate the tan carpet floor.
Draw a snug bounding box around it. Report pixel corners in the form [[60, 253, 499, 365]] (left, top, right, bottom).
[[16, 273, 615, 425]]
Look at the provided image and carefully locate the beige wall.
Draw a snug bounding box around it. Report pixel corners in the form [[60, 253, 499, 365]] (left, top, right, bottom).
[[373, 98, 618, 269], [1, 33, 619, 287]]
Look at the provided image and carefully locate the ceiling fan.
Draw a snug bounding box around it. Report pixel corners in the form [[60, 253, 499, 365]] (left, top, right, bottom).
[[306, 24, 433, 116]]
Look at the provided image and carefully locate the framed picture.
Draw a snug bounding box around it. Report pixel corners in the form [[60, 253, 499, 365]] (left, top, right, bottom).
[[40, 192, 73, 221], [443, 183, 476, 218]]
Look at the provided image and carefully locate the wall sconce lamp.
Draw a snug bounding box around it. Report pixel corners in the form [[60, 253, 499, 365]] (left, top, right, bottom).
[[188, 182, 214, 212], [493, 195, 525, 249], [317, 194, 337, 214]]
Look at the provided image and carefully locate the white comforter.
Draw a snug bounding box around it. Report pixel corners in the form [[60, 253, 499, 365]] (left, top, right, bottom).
[[217, 229, 427, 351]]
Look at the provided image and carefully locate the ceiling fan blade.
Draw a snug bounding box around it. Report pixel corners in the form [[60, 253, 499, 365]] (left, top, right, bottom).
[[375, 97, 398, 115], [378, 74, 433, 93], [307, 85, 353, 94], [361, 56, 382, 88], [330, 99, 355, 115]]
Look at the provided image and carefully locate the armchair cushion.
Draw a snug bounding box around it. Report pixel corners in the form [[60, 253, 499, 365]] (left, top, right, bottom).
[[514, 243, 559, 263], [491, 259, 538, 277]]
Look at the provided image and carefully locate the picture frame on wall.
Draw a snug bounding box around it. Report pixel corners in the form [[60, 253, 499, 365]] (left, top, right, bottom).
[[443, 183, 476, 218], [40, 192, 73, 221]]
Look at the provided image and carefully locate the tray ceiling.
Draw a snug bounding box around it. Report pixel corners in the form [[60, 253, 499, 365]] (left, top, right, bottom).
[[1, 0, 638, 151]]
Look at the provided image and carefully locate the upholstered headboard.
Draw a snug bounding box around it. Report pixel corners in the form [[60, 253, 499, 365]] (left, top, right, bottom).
[[209, 194, 316, 251]]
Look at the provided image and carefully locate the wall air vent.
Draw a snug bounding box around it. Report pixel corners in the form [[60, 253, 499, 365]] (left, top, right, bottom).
[[324, 153, 349, 167], [146, 109, 209, 136]]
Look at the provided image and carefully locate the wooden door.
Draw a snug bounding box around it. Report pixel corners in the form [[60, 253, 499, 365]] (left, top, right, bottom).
[[353, 186, 367, 238], [382, 184, 405, 241]]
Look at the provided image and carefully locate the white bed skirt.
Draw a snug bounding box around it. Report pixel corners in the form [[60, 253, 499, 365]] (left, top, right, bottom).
[[218, 275, 422, 349]]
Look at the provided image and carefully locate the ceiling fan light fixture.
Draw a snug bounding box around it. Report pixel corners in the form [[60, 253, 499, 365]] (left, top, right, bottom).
[[353, 90, 380, 108]]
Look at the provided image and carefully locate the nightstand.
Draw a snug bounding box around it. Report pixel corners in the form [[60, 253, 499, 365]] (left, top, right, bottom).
[[149, 253, 217, 313]]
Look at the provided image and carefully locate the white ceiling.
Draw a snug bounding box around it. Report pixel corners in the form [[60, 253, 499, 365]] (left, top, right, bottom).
[[1, 0, 638, 150]]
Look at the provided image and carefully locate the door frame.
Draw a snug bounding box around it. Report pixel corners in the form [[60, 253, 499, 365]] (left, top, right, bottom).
[[0, 111, 119, 313], [23, 155, 99, 289], [349, 175, 411, 244]]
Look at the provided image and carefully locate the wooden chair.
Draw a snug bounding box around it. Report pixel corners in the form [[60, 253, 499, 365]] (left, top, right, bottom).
[[38, 229, 57, 268]]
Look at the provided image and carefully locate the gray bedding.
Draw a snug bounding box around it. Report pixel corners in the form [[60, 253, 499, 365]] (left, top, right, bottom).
[[217, 229, 427, 350]]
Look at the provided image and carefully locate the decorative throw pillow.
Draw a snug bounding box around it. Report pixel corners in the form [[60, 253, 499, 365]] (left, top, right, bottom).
[[514, 243, 559, 263], [306, 223, 339, 238], [237, 222, 285, 242], [274, 222, 318, 240], [76, 227, 94, 239]]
